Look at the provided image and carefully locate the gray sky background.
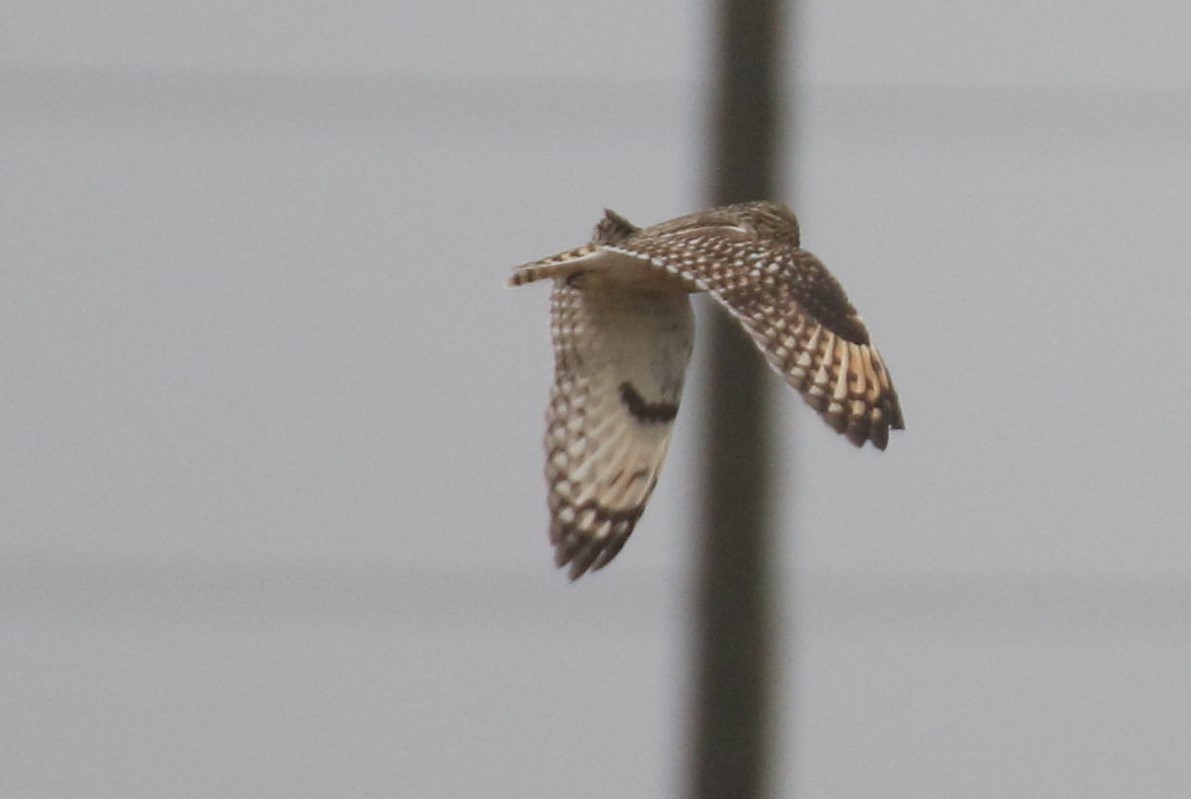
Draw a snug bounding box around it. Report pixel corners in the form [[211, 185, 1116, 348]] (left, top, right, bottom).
[[3, 2, 1191, 798], [6, 0, 1191, 88]]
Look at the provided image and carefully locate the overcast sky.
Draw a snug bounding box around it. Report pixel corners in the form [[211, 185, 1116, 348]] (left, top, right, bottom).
[[3, 3, 1191, 797], [6, 0, 1191, 88]]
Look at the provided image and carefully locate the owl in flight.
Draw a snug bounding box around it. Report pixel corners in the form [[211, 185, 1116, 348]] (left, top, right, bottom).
[[509, 201, 903, 579]]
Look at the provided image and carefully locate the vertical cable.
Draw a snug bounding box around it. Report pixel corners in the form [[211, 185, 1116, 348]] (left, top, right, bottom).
[[689, 0, 789, 796]]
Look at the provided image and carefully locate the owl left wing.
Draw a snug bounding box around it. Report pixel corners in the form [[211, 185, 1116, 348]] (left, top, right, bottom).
[[542, 276, 695, 579], [608, 230, 904, 449]]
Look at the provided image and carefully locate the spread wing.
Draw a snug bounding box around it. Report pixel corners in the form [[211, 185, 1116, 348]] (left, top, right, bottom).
[[508, 206, 901, 579], [542, 276, 695, 579], [608, 226, 904, 448]]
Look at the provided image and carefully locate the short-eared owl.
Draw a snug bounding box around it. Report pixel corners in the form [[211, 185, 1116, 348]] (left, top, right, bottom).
[[509, 201, 903, 579]]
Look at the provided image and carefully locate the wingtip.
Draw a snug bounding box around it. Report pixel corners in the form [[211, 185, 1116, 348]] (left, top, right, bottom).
[[549, 504, 640, 580], [559, 538, 600, 581]]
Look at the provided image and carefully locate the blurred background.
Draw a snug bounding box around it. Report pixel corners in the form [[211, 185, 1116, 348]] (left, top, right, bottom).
[[3, 2, 1191, 796]]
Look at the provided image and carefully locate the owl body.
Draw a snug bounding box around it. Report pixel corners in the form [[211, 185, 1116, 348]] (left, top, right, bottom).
[[510, 201, 902, 578]]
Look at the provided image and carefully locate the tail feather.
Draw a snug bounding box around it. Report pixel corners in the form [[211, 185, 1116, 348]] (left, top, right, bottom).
[[506, 244, 602, 287], [509, 209, 643, 289]]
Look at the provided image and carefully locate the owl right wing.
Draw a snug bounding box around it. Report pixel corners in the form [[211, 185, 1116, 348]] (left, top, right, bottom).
[[607, 227, 904, 449]]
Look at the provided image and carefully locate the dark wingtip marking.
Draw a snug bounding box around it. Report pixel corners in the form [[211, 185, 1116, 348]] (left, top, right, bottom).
[[869, 427, 890, 450], [563, 538, 603, 581], [618, 382, 678, 424], [550, 500, 647, 580], [845, 421, 870, 448]]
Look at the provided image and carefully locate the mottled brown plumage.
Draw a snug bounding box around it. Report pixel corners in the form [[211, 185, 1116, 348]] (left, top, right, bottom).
[[510, 201, 903, 578]]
